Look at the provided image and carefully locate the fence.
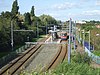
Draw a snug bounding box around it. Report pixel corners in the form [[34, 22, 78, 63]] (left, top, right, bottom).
[[77, 36, 100, 64], [83, 41, 100, 64], [85, 47, 100, 64], [0, 44, 32, 68]]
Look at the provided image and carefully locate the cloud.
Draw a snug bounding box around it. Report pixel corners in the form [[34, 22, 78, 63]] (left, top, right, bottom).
[[80, 0, 91, 2], [82, 10, 100, 16], [52, 2, 78, 10], [95, 0, 100, 6]]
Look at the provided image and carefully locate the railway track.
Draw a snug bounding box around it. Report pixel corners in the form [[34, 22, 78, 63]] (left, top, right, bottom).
[[43, 40, 67, 71], [0, 35, 67, 74], [0, 35, 49, 75]]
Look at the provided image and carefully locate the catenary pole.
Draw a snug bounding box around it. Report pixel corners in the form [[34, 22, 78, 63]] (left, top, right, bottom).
[[68, 18, 72, 64], [83, 30, 85, 49], [37, 22, 39, 38], [46, 24, 47, 34], [74, 21, 76, 51], [11, 20, 33, 51], [11, 20, 13, 51], [89, 30, 90, 51]]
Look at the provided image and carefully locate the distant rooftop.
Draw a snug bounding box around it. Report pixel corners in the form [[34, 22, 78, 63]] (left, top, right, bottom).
[[96, 25, 100, 28], [76, 21, 86, 24]]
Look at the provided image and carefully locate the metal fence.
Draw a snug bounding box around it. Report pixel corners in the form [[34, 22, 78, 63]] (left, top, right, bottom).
[[84, 41, 94, 51], [85, 47, 100, 64], [77, 36, 100, 64], [0, 44, 32, 68]]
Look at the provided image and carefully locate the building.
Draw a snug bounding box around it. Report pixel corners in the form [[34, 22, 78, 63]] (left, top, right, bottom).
[[96, 25, 100, 28]]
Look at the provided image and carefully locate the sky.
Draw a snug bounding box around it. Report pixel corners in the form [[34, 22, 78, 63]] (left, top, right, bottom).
[[0, 0, 100, 21]]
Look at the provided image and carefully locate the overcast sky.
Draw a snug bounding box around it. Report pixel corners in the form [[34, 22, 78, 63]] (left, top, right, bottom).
[[0, 0, 100, 21]]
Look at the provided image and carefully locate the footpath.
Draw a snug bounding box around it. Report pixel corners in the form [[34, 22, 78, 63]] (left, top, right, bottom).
[[75, 40, 100, 68]]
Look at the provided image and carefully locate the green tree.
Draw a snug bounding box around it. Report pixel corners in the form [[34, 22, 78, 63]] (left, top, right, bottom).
[[24, 12, 31, 26], [39, 14, 57, 26], [0, 24, 11, 51], [11, 0, 19, 16], [30, 6, 35, 16]]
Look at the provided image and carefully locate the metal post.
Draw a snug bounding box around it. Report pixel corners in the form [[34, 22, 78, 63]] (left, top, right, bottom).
[[89, 30, 90, 51], [37, 22, 39, 38], [74, 21, 76, 51], [78, 29, 80, 43], [80, 29, 82, 43], [83, 30, 85, 49], [54, 25, 56, 31], [46, 24, 47, 34], [11, 20, 13, 51], [71, 22, 73, 42], [27, 37, 29, 42], [82, 30, 84, 49], [68, 18, 72, 64]]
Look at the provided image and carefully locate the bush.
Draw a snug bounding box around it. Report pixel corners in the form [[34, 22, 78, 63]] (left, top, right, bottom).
[[72, 52, 92, 64]]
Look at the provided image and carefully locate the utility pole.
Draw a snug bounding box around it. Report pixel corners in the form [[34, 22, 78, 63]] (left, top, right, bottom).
[[10, 20, 34, 51], [68, 18, 72, 64], [54, 25, 56, 31], [46, 22, 48, 34], [89, 30, 90, 51], [74, 21, 76, 51], [71, 22, 73, 42], [11, 20, 14, 51], [83, 30, 85, 49], [37, 22, 39, 38], [80, 29, 82, 43], [46, 24, 47, 34]]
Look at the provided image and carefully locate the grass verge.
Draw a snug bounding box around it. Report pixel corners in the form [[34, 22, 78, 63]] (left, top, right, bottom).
[[93, 50, 100, 56]]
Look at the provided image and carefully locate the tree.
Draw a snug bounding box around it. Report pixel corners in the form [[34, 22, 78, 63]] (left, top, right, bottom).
[[24, 12, 31, 25], [30, 6, 35, 16], [11, 0, 19, 16], [39, 14, 57, 26]]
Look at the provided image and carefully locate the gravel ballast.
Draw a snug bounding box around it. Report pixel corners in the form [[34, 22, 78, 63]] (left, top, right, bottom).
[[25, 44, 60, 72]]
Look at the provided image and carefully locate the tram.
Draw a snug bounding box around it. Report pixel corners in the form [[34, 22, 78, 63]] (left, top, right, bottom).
[[60, 31, 67, 40]]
